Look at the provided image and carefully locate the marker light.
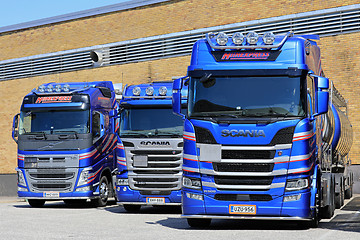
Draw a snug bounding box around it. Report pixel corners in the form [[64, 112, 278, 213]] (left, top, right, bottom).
[[216, 32, 228, 46], [263, 32, 275, 45], [46, 85, 53, 93], [38, 85, 45, 93], [159, 86, 167, 96], [63, 84, 70, 92], [55, 85, 62, 93], [246, 31, 259, 45], [132, 87, 141, 96], [232, 32, 245, 45], [146, 87, 154, 96]]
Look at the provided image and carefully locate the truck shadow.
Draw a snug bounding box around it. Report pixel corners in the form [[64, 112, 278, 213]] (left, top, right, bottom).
[[13, 199, 118, 209], [104, 205, 182, 215]]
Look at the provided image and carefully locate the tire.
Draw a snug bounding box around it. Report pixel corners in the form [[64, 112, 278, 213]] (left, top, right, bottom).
[[91, 176, 109, 207], [345, 185, 353, 199], [123, 204, 141, 213], [64, 199, 87, 207], [187, 218, 211, 228], [28, 199, 45, 208]]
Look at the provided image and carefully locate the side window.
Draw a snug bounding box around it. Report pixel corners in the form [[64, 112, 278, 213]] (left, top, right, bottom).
[[92, 112, 100, 138], [307, 76, 315, 115]]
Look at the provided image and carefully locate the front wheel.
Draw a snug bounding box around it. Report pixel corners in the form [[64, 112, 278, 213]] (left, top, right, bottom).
[[28, 199, 45, 208], [91, 176, 109, 207], [187, 218, 211, 228]]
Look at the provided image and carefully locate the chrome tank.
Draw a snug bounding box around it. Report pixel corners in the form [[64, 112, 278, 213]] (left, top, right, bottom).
[[322, 103, 353, 158]]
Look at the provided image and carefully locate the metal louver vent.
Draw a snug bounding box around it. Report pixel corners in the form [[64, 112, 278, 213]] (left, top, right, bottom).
[[0, 4, 359, 81]]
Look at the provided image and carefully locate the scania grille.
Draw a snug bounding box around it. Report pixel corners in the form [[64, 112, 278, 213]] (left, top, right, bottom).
[[128, 148, 182, 191]]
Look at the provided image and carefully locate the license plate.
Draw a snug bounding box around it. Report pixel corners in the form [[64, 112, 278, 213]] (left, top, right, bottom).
[[43, 192, 59, 198], [146, 197, 165, 204], [229, 205, 256, 214]]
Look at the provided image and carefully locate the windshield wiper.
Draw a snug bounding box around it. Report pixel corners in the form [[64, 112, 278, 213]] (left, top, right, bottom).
[[54, 131, 79, 139], [25, 131, 47, 140], [121, 132, 150, 138]]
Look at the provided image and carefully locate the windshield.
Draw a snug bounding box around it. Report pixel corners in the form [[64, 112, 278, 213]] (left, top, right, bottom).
[[189, 76, 306, 118], [120, 108, 184, 138], [19, 110, 90, 135]]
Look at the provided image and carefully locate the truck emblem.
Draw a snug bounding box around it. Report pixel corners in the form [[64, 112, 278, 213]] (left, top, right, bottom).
[[140, 141, 171, 146], [221, 129, 266, 137]]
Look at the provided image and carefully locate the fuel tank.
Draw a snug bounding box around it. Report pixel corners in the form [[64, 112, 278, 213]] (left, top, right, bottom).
[[322, 103, 353, 158]]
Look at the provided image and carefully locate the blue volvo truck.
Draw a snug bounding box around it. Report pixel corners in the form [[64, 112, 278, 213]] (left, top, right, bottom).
[[172, 31, 353, 227], [12, 81, 120, 207], [115, 81, 187, 212]]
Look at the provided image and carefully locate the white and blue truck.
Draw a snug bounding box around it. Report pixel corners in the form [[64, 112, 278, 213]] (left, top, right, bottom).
[[13, 81, 121, 207], [172, 31, 353, 228], [115, 81, 187, 212]]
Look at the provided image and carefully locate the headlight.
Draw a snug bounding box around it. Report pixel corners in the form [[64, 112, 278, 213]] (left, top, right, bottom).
[[18, 186, 28, 192], [216, 32, 228, 46], [285, 178, 309, 191], [116, 178, 129, 186], [182, 176, 202, 189], [77, 167, 93, 186], [16, 168, 26, 186]]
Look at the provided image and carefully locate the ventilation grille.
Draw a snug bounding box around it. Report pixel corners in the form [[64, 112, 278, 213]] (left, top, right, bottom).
[[0, 5, 359, 81]]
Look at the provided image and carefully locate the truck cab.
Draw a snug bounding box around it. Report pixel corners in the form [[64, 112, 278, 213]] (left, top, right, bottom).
[[115, 81, 187, 211], [13, 81, 120, 207], [172, 31, 353, 228]]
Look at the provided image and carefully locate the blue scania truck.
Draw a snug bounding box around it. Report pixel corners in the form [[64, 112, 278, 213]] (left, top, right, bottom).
[[12, 81, 120, 207], [172, 31, 353, 228], [115, 81, 187, 212]]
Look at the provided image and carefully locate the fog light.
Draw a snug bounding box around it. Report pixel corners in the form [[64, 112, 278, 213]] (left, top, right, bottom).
[[63, 84, 70, 92], [262, 32, 275, 45], [116, 178, 129, 185], [186, 192, 204, 200], [76, 186, 91, 192], [284, 194, 302, 202], [18, 187, 28, 192], [132, 87, 141, 96], [216, 32, 228, 46], [46, 85, 53, 93], [246, 31, 259, 45], [232, 32, 245, 45], [38, 85, 45, 93], [159, 86, 167, 96]]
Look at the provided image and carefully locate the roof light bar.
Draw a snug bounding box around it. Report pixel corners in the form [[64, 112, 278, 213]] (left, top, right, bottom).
[[206, 31, 293, 50]]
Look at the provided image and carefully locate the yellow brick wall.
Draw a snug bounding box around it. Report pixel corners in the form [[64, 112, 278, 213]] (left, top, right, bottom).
[[0, 0, 359, 61], [1, 0, 360, 173], [0, 56, 190, 173]]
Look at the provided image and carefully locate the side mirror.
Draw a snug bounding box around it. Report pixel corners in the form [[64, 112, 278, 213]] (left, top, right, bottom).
[[12, 114, 20, 143], [312, 76, 329, 117], [172, 77, 187, 119]]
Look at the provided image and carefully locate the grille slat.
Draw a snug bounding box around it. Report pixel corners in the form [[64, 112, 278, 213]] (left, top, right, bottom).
[[214, 194, 273, 201]]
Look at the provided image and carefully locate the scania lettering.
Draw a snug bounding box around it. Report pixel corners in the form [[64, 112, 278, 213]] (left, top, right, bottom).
[[172, 31, 353, 228], [116, 81, 187, 212], [13, 82, 121, 207]]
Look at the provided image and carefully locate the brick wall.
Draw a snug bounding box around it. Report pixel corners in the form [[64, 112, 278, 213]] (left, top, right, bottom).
[[0, 0, 360, 173]]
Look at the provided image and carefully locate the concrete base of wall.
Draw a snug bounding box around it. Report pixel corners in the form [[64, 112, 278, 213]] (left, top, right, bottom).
[[0, 174, 17, 196], [350, 165, 360, 194]]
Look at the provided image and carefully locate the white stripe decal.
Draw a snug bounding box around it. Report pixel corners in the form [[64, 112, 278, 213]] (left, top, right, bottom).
[[183, 154, 198, 161]]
